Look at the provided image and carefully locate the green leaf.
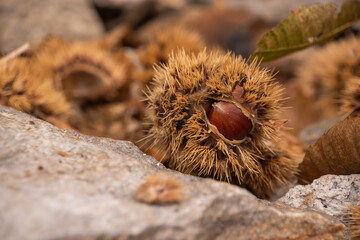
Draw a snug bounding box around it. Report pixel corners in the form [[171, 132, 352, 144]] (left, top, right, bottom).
[[252, 0, 360, 62]]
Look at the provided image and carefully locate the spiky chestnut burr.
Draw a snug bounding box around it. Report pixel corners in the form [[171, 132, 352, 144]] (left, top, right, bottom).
[[341, 77, 360, 113], [135, 27, 207, 84], [32, 37, 126, 103], [0, 36, 127, 131], [145, 50, 300, 198], [295, 36, 360, 119], [244, 131, 303, 199], [0, 55, 73, 126], [111, 27, 208, 142], [345, 205, 360, 239], [139, 27, 206, 67]]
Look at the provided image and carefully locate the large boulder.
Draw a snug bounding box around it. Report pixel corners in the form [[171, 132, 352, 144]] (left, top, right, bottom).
[[0, 106, 344, 240]]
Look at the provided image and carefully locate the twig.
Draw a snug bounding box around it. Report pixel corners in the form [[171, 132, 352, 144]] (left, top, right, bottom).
[[0, 43, 30, 65]]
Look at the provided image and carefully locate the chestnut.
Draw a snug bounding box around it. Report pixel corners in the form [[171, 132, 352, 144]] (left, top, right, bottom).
[[207, 101, 252, 141]]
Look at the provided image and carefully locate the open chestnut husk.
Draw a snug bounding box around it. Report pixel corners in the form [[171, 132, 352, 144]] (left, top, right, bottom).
[[145, 50, 302, 199]]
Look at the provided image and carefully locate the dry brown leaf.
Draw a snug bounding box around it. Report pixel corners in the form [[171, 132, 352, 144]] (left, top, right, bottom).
[[298, 109, 360, 184]]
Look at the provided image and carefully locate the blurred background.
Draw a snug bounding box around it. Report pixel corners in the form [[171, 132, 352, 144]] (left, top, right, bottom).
[[0, 0, 349, 56], [1, 0, 358, 139]]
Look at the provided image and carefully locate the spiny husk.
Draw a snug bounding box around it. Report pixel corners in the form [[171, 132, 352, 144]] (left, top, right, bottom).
[[295, 36, 360, 119], [0, 57, 30, 108], [0, 28, 205, 143], [139, 27, 206, 67], [345, 205, 360, 239], [244, 131, 303, 199], [32, 36, 132, 135], [0, 36, 127, 130], [136, 27, 206, 84], [341, 76, 360, 113], [145, 49, 301, 198], [106, 27, 208, 141], [0, 55, 73, 125], [33, 36, 126, 103]]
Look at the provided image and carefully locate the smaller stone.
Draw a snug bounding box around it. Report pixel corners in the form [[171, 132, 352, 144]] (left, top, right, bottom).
[[279, 175, 360, 219], [278, 174, 360, 238]]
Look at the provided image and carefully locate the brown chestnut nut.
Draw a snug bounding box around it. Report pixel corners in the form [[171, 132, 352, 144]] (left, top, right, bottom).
[[207, 101, 252, 141]]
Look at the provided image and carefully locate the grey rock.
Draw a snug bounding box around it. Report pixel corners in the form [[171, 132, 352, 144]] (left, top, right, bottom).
[[278, 174, 360, 238], [0, 0, 104, 53], [279, 174, 360, 220], [0, 106, 344, 240]]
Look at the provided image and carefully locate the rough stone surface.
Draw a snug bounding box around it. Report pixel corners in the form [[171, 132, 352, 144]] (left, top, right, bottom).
[[0, 0, 104, 53], [0, 106, 345, 240], [279, 174, 360, 221], [279, 174, 360, 239]]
